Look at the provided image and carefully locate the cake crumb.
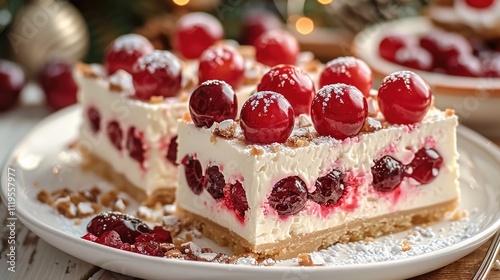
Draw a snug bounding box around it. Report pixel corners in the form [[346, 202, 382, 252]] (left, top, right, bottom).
[[234, 256, 258, 266], [73, 220, 81, 226], [445, 108, 455, 116], [451, 210, 468, 221], [101, 190, 119, 207], [179, 91, 189, 102], [298, 114, 313, 127], [77, 62, 99, 78], [37, 189, 53, 204], [297, 252, 326, 266], [361, 117, 382, 133], [136, 205, 154, 221], [304, 59, 321, 72], [211, 120, 237, 138], [259, 258, 276, 266], [108, 82, 123, 92], [150, 96, 164, 104], [112, 197, 127, 212], [250, 146, 264, 156], [270, 143, 281, 153], [401, 240, 412, 252], [364, 237, 375, 242], [286, 136, 310, 148], [493, 260, 500, 270], [182, 113, 192, 123]]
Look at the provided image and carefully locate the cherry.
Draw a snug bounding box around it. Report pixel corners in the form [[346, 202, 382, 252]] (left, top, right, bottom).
[[166, 135, 178, 165], [309, 170, 345, 206], [96, 230, 124, 249], [482, 55, 500, 77], [268, 176, 308, 216], [419, 32, 472, 68], [126, 127, 145, 164], [189, 80, 238, 128], [132, 50, 182, 100], [151, 226, 173, 243], [405, 148, 443, 184], [240, 91, 294, 144], [254, 29, 299, 67], [378, 35, 413, 62], [206, 166, 225, 200], [87, 107, 101, 134], [86, 211, 152, 244], [104, 34, 154, 75], [311, 84, 368, 139], [319, 57, 373, 98], [257, 64, 315, 116], [82, 232, 98, 242], [39, 61, 78, 110], [133, 241, 163, 256], [181, 155, 205, 195], [230, 181, 249, 220], [241, 9, 282, 46], [173, 12, 224, 59], [377, 71, 431, 125], [0, 59, 25, 112], [465, 0, 494, 9], [446, 54, 483, 77], [106, 120, 123, 150], [198, 45, 245, 89], [394, 46, 434, 71], [371, 155, 404, 192]]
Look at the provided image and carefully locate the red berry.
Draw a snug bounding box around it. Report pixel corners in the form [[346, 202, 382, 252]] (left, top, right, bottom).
[[126, 127, 146, 164], [446, 54, 483, 77], [189, 80, 238, 128], [96, 230, 124, 249], [87, 107, 101, 134], [319, 57, 373, 97], [206, 166, 225, 200], [198, 45, 245, 89], [181, 155, 205, 195], [230, 181, 249, 220], [268, 176, 308, 216], [377, 71, 431, 125], [394, 46, 434, 71], [311, 84, 368, 139], [132, 50, 182, 100], [133, 241, 163, 256], [0, 59, 24, 112], [40, 61, 78, 110], [173, 12, 224, 59], [240, 91, 294, 144], [104, 34, 154, 75], [257, 64, 315, 116], [309, 170, 345, 206], [378, 35, 414, 62], [152, 226, 172, 243], [405, 148, 443, 184], [419, 32, 472, 68], [465, 0, 494, 9], [371, 155, 404, 192], [106, 120, 123, 150], [87, 212, 151, 244], [82, 232, 98, 242], [166, 135, 178, 165], [241, 9, 282, 46], [254, 30, 299, 67]]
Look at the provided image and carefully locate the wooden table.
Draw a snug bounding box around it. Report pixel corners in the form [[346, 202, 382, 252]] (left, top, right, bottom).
[[1, 93, 499, 280]]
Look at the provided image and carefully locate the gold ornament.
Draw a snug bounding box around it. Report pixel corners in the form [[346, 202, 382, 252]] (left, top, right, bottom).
[[8, 0, 89, 76]]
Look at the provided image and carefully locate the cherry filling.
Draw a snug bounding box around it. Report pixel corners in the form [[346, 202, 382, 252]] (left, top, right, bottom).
[[371, 155, 405, 192], [126, 127, 146, 164], [86, 212, 152, 244], [166, 135, 178, 165], [87, 107, 101, 134], [268, 176, 308, 216], [309, 170, 345, 206], [181, 155, 205, 195], [205, 166, 226, 199], [230, 181, 249, 220], [106, 120, 123, 150], [405, 148, 443, 184]]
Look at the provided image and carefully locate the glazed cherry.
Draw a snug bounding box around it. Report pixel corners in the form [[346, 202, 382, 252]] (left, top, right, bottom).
[[181, 155, 205, 195], [106, 120, 123, 150], [268, 176, 308, 216], [394, 46, 434, 71], [241, 9, 282, 45], [371, 155, 404, 192], [104, 34, 154, 75], [257, 64, 315, 116], [87, 107, 101, 133], [132, 50, 182, 100], [446, 54, 483, 77], [206, 166, 225, 200], [189, 80, 238, 128], [86, 211, 152, 244], [377, 71, 432, 125], [311, 84, 368, 140], [378, 35, 413, 62], [96, 230, 125, 249], [319, 57, 373, 98], [166, 135, 178, 165], [230, 181, 249, 220], [0, 60, 25, 112], [254, 30, 299, 67], [309, 170, 345, 206], [40, 61, 78, 110], [173, 12, 224, 59], [465, 0, 494, 9], [406, 148, 443, 184], [198, 45, 245, 89], [126, 127, 145, 164], [240, 91, 294, 144]]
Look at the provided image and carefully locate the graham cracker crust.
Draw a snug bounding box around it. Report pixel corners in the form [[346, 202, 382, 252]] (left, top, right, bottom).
[[177, 199, 458, 260], [80, 148, 176, 206]]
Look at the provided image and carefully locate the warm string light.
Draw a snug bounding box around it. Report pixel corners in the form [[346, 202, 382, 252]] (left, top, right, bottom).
[[173, 0, 190, 6], [317, 0, 333, 5], [295, 17, 314, 35]]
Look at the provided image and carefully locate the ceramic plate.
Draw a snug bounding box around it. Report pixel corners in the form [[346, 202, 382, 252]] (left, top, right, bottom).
[[2, 105, 500, 280]]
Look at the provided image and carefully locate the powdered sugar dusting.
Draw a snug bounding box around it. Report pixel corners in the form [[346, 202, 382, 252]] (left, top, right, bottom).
[[325, 56, 357, 78], [136, 50, 182, 75], [382, 70, 413, 91], [200, 46, 232, 66], [112, 34, 153, 54], [316, 84, 348, 113], [249, 91, 282, 113]]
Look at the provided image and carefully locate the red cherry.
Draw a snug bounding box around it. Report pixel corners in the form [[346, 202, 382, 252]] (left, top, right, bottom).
[[465, 0, 494, 9], [394, 46, 434, 71], [40, 61, 78, 110], [173, 12, 224, 59], [311, 84, 368, 139], [132, 50, 182, 100], [268, 176, 308, 216], [254, 29, 299, 67], [482, 54, 500, 77], [257, 64, 315, 116], [86, 211, 152, 244], [378, 35, 414, 62], [152, 226, 173, 243], [309, 170, 345, 206], [377, 71, 431, 125], [104, 34, 154, 75], [82, 232, 98, 242], [241, 9, 282, 45], [446, 54, 483, 77], [0, 59, 25, 112], [230, 181, 248, 220], [189, 80, 238, 128], [198, 45, 245, 89], [87, 107, 101, 134], [419, 32, 472, 68], [405, 148, 443, 184], [126, 127, 146, 164], [133, 241, 163, 256], [240, 91, 294, 144], [181, 155, 205, 195], [371, 155, 404, 192], [319, 57, 373, 97], [206, 166, 225, 200], [166, 135, 178, 165], [96, 230, 124, 249], [106, 120, 123, 150]]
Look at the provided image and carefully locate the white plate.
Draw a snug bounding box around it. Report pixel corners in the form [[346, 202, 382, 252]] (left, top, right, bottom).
[[2, 105, 500, 280]]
